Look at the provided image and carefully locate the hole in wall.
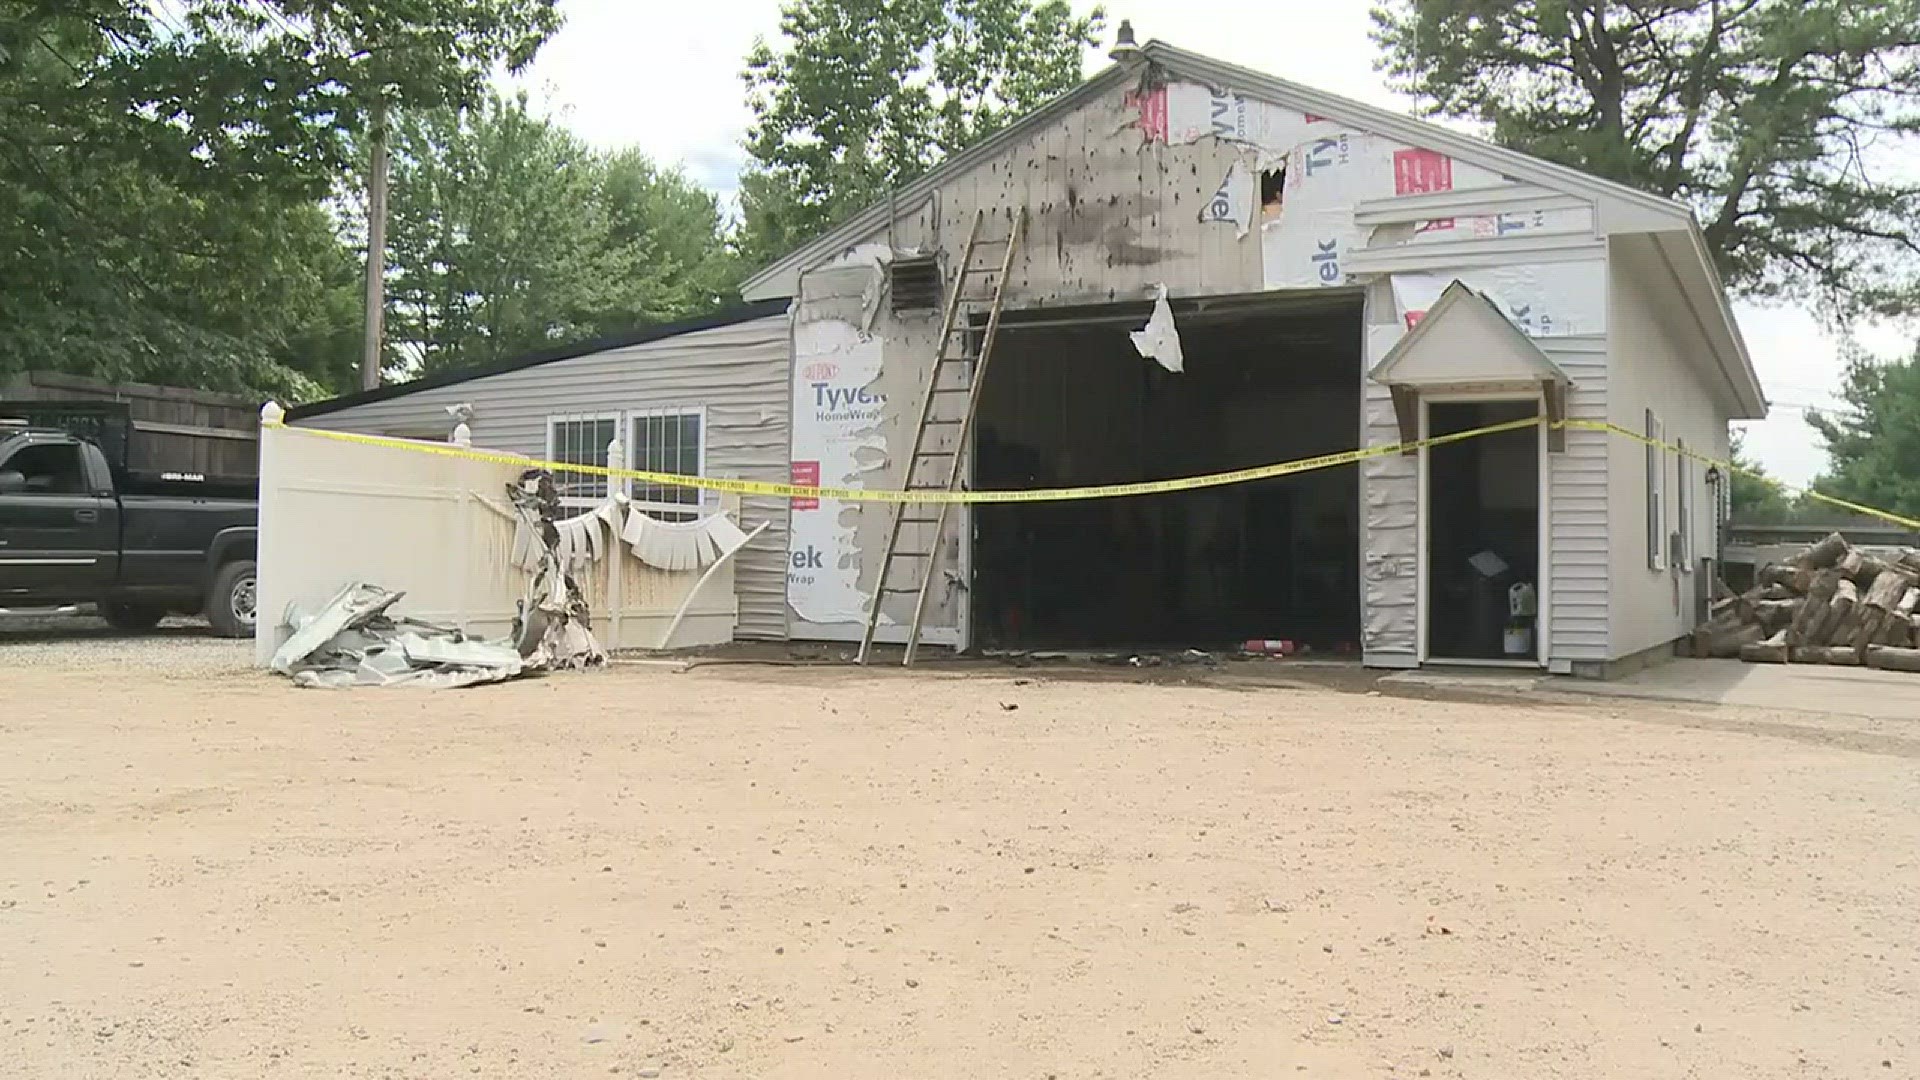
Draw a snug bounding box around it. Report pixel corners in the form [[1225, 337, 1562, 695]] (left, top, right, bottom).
[[1260, 162, 1287, 223]]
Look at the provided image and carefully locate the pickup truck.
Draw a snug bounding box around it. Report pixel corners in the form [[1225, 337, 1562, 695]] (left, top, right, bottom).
[[0, 427, 257, 636]]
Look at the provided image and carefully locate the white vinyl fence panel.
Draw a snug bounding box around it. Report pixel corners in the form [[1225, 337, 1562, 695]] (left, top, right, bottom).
[[253, 417, 739, 665]]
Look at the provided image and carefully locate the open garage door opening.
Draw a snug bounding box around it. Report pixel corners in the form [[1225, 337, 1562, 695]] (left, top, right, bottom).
[[972, 291, 1364, 652]]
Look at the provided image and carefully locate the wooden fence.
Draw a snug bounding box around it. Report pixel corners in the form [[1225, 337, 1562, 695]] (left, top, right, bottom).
[[0, 371, 261, 480]]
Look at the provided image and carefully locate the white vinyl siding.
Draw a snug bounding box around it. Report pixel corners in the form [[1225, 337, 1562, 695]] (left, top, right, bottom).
[[1360, 311, 1612, 665], [1541, 336, 1610, 661], [1607, 234, 1734, 658]]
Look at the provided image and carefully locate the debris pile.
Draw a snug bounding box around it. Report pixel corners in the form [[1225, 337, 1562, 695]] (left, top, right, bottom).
[[1694, 532, 1920, 672], [503, 469, 609, 669], [271, 583, 530, 688], [270, 468, 606, 688]]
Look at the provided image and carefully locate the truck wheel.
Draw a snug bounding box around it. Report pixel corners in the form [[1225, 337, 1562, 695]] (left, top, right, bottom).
[[206, 559, 257, 638], [100, 600, 165, 632]]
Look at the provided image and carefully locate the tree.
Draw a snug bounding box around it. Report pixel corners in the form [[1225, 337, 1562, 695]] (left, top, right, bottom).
[[382, 95, 735, 375], [738, 0, 1103, 266], [1806, 343, 1920, 519], [1370, 1, 1920, 313], [0, 1, 561, 397]]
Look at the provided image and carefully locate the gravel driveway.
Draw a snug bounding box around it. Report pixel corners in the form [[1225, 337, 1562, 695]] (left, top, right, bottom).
[[0, 613, 252, 677]]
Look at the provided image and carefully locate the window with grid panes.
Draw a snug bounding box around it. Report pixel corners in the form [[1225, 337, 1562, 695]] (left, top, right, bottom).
[[630, 408, 704, 521], [547, 415, 618, 507]]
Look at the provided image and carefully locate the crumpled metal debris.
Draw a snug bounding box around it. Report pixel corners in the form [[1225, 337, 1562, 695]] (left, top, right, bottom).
[[271, 468, 607, 689], [505, 468, 608, 671], [272, 582, 529, 688]]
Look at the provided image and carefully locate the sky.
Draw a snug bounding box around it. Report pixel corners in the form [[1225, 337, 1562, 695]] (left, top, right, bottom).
[[508, 0, 1913, 488]]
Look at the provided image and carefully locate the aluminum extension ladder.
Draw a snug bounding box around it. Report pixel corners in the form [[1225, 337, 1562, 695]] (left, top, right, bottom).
[[856, 208, 1025, 666]]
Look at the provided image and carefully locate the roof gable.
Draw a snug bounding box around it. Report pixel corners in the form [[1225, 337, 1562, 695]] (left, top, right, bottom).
[[735, 39, 1762, 420], [740, 40, 1696, 299], [1370, 282, 1573, 388]]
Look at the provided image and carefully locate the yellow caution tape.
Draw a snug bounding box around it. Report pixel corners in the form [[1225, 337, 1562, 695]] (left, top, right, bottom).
[[264, 416, 1920, 529], [264, 416, 1540, 504], [1562, 419, 1920, 531]]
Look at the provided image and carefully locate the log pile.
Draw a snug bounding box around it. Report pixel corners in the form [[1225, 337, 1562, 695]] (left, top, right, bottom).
[[1692, 532, 1920, 673]]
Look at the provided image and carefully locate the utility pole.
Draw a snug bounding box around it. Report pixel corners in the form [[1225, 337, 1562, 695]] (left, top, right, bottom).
[[360, 98, 390, 390]]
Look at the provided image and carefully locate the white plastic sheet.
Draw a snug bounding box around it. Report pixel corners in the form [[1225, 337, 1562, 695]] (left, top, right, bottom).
[[1128, 286, 1185, 374]]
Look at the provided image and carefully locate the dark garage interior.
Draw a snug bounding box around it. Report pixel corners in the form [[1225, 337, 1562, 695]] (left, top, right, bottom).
[[972, 291, 1364, 652]]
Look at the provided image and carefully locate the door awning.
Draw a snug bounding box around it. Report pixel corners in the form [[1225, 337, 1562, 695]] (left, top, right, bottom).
[[1370, 281, 1574, 452]]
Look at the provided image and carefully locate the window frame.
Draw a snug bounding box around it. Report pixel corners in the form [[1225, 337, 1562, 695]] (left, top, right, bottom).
[[1645, 409, 1666, 571], [626, 405, 710, 522], [544, 412, 622, 509], [543, 407, 711, 518]]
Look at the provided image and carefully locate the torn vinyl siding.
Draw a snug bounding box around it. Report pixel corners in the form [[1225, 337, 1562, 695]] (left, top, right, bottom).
[[1360, 314, 1419, 662], [292, 313, 794, 641], [787, 256, 968, 645]]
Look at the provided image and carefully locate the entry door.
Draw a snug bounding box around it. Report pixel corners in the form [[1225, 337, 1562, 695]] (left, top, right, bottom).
[[0, 441, 116, 600], [1423, 399, 1542, 662]]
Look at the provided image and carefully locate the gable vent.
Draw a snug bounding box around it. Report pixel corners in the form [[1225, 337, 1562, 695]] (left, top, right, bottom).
[[889, 255, 942, 312]]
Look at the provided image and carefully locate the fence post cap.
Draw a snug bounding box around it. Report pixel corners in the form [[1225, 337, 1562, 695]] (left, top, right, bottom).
[[260, 401, 285, 425]]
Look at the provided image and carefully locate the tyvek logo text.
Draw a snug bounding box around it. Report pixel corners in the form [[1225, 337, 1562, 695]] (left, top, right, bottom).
[[786, 542, 833, 590], [814, 383, 884, 412], [1504, 303, 1555, 336], [1312, 238, 1341, 284], [1208, 89, 1246, 140], [1204, 172, 1236, 222], [1471, 211, 1548, 238], [1303, 135, 1351, 176]]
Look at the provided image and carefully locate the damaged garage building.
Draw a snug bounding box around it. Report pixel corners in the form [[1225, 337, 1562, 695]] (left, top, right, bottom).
[[293, 38, 1765, 676]]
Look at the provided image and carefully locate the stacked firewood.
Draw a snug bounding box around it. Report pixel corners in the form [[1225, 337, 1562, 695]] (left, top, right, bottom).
[[1693, 532, 1920, 673]]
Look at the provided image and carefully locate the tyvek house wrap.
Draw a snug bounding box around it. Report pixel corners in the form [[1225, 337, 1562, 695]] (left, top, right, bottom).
[[1136, 83, 1516, 291], [1390, 261, 1607, 336], [787, 316, 888, 626]]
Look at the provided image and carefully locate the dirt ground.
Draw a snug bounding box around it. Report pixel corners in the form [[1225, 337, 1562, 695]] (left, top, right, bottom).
[[3, 650, 1917, 1079]]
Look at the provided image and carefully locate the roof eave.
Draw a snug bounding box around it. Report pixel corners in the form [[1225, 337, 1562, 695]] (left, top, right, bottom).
[[1683, 224, 1768, 420], [1639, 229, 1766, 420]]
